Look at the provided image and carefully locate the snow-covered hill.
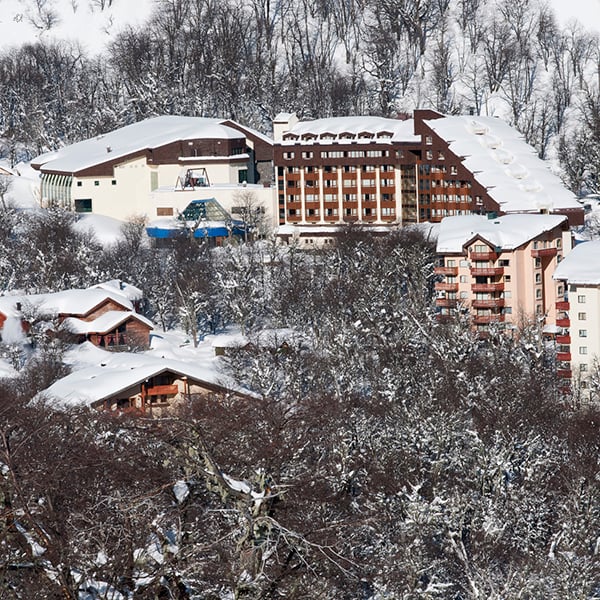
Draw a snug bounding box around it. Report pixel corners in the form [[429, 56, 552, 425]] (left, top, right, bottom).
[[0, 0, 154, 55]]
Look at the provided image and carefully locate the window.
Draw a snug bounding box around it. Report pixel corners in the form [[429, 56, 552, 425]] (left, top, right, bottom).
[[111, 180, 117, 185], [76, 181, 82, 187], [74, 199, 92, 213], [94, 180, 99, 186], [536, 289, 542, 299], [578, 312, 587, 320], [460, 275, 468, 283], [425, 135, 432, 145], [580, 364, 589, 372], [238, 169, 248, 183], [447, 260, 456, 267], [578, 295, 586, 303], [579, 347, 588, 355], [499, 259, 510, 267], [579, 330, 587, 337], [504, 275, 511, 283], [535, 273, 542, 283]]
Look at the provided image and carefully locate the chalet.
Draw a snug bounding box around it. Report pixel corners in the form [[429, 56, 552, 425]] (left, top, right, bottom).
[[40, 354, 256, 416], [0, 284, 153, 349]]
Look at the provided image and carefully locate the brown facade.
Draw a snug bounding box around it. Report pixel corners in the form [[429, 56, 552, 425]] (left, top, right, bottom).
[[274, 111, 584, 228]]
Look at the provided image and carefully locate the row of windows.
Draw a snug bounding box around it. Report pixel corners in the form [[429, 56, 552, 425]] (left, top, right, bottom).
[[288, 207, 395, 217], [76, 179, 117, 187], [284, 149, 393, 160]]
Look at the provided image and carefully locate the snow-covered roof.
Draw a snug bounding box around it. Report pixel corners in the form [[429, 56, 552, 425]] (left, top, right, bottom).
[[40, 351, 250, 407], [553, 240, 600, 284], [425, 115, 580, 213], [436, 214, 567, 253], [92, 280, 144, 303], [281, 116, 418, 143], [63, 311, 153, 335], [0, 288, 133, 319], [33, 116, 247, 174]]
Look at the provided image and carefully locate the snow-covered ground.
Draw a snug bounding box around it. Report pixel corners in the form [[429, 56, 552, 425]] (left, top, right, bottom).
[[1, 158, 126, 245], [0, 0, 154, 55]]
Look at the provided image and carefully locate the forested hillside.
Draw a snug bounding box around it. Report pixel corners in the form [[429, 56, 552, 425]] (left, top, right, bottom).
[[0, 220, 596, 598], [1, 0, 600, 194]]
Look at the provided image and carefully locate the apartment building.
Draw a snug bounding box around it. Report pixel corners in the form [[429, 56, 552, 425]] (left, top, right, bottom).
[[553, 241, 600, 384], [274, 110, 583, 243], [435, 214, 572, 332]]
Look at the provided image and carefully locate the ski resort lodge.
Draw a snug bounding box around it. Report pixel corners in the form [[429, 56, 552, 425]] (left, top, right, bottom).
[[31, 115, 275, 223], [30, 110, 583, 240]]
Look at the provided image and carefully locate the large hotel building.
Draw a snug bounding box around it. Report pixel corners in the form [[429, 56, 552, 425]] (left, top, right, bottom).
[[273, 110, 583, 241]]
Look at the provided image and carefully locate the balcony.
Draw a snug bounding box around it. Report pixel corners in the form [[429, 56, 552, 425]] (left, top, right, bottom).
[[556, 300, 570, 311], [556, 334, 571, 344], [472, 298, 505, 309], [436, 298, 458, 308], [471, 283, 504, 293], [473, 314, 505, 324], [435, 282, 459, 292], [556, 318, 570, 328], [469, 250, 498, 261], [470, 267, 504, 277], [556, 352, 572, 362], [434, 266, 458, 276], [557, 369, 572, 379], [146, 384, 179, 396], [531, 247, 558, 258]]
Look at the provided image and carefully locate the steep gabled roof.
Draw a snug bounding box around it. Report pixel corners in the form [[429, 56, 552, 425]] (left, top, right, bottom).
[[39, 353, 255, 407], [436, 214, 567, 254], [63, 311, 154, 335], [424, 115, 580, 214], [0, 288, 133, 319], [32, 116, 247, 175]]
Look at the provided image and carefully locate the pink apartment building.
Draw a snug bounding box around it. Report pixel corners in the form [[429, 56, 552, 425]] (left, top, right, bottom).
[[435, 214, 572, 333]]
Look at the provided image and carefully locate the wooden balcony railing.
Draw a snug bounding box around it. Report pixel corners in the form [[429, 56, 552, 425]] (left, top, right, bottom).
[[556, 318, 570, 328], [556, 335, 571, 344], [556, 352, 572, 362], [473, 314, 505, 324], [435, 282, 459, 292], [556, 300, 570, 311], [471, 283, 504, 293], [472, 298, 505, 308], [470, 267, 504, 277], [531, 247, 558, 258], [469, 250, 498, 261], [436, 298, 458, 308], [434, 266, 458, 276], [146, 384, 179, 396], [557, 369, 572, 379]]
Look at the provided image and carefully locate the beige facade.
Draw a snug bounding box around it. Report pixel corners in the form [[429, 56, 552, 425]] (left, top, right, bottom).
[[32, 116, 275, 225], [553, 240, 600, 386], [435, 215, 571, 332]]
